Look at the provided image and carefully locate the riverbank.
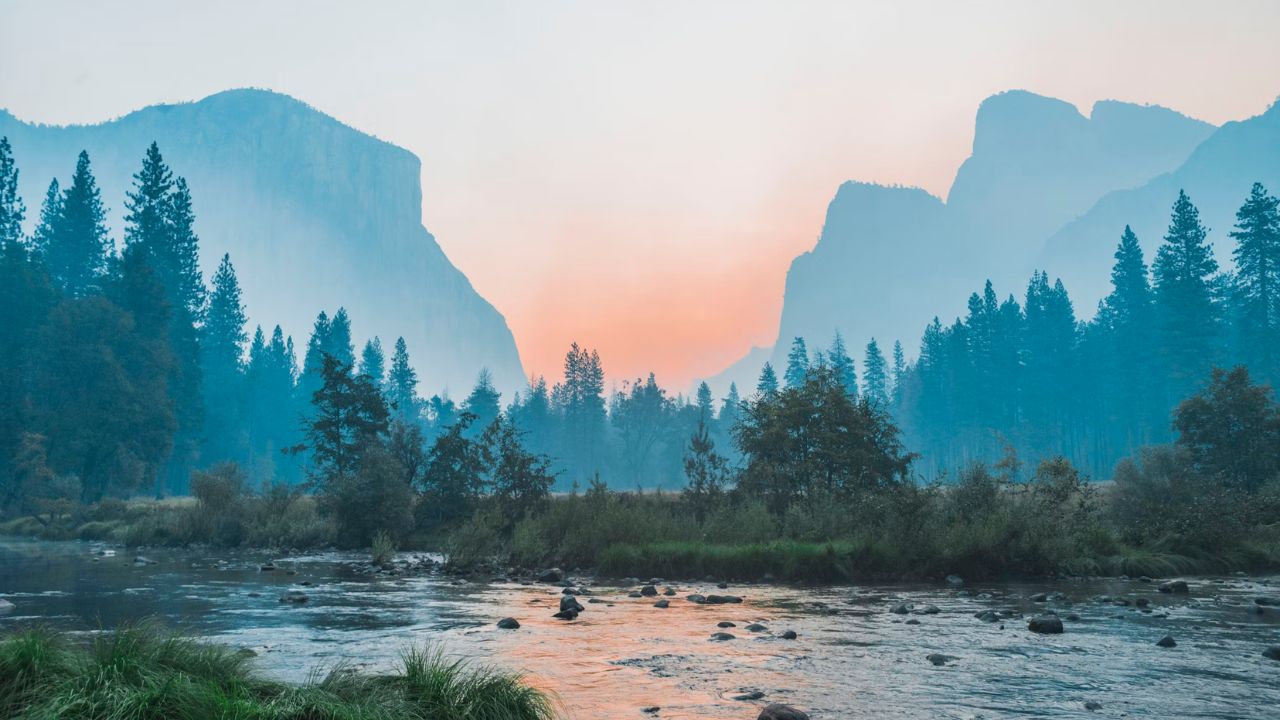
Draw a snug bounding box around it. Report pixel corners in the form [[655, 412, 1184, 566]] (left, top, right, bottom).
[[0, 623, 556, 720]]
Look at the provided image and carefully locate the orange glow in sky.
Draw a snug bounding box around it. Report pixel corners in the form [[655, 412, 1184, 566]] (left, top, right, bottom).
[[4, 0, 1279, 389]]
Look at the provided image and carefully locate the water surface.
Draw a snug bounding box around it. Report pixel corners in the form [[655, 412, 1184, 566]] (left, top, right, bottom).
[[2, 539, 1278, 718]]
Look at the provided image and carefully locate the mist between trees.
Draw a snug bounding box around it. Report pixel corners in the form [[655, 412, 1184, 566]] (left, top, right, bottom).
[[1, 137, 1279, 579]]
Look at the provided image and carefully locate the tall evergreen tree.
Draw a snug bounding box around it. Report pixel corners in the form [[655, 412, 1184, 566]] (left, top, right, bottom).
[[719, 382, 742, 434], [45, 151, 110, 297], [695, 381, 715, 421], [327, 307, 356, 369], [462, 368, 502, 436], [30, 180, 61, 260], [359, 338, 386, 389], [123, 143, 202, 493], [0, 137, 24, 252], [1153, 190, 1220, 401], [1229, 183, 1280, 383], [386, 337, 420, 422], [201, 254, 248, 463], [1099, 225, 1159, 449], [757, 362, 779, 396], [827, 331, 858, 398], [891, 340, 906, 406], [784, 337, 809, 388], [863, 338, 889, 407]]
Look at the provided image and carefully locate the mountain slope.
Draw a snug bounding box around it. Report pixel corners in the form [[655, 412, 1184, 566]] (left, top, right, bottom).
[[1041, 99, 1280, 312], [706, 91, 1215, 395], [0, 89, 525, 396]]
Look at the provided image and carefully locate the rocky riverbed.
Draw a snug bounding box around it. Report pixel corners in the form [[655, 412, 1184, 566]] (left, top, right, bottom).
[[2, 538, 1279, 718]]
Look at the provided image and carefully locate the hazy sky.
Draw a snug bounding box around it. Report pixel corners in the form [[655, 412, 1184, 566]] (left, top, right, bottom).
[[3, 1, 1279, 388]]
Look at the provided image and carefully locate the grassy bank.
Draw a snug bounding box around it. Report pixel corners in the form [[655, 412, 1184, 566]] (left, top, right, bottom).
[[0, 624, 556, 720]]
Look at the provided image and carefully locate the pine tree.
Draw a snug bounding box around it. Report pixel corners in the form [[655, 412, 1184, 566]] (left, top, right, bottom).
[[695, 381, 715, 421], [1153, 190, 1220, 400], [46, 151, 110, 297], [863, 338, 889, 407], [0, 137, 24, 252], [827, 331, 858, 398], [784, 337, 809, 388], [1099, 225, 1159, 448], [555, 343, 606, 482], [327, 307, 356, 369], [462, 368, 502, 435], [30, 180, 61, 260], [201, 253, 248, 463], [387, 337, 420, 422], [891, 340, 906, 406], [123, 144, 203, 493], [1229, 183, 1280, 383], [360, 337, 386, 389], [719, 382, 742, 431], [756, 362, 779, 396]]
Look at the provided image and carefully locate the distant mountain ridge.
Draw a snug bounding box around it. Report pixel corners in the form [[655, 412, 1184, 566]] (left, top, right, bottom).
[[0, 89, 526, 397], [706, 90, 1221, 395]]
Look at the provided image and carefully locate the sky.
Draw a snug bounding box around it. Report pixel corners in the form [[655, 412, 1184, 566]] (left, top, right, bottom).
[[3, 0, 1279, 389]]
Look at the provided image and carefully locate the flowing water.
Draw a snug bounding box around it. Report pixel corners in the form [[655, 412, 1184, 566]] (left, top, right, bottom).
[[2, 538, 1278, 719]]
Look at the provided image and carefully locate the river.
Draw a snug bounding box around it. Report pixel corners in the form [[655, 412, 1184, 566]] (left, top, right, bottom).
[[1, 538, 1278, 718]]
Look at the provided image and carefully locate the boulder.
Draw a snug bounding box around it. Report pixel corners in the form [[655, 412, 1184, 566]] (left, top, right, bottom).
[[641, 707, 659, 715], [663, 587, 676, 596], [537, 567, 563, 583], [1263, 645, 1280, 661], [890, 603, 911, 614], [710, 632, 736, 641], [559, 595, 585, 613], [133, 556, 157, 566], [1135, 597, 1150, 608], [913, 605, 941, 615], [1028, 616, 1064, 634], [552, 609, 578, 620], [496, 617, 520, 630], [279, 590, 309, 603], [706, 595, 743, 604], [717, 621, 736, 628], [628, 591, 643, 598], [1030, 592, 1048, 602], [746, 623, 769, 632], [654, 600, 669, 608], [781, 630, 798, 640], [733, 691, 766, 701], [758, 704, 809, 720], [926, 653, 956, 666], [640, 584, 658, 596], [1156, 634, 1177, 648], [1158, 580, 1189, 594], [259, 563, 276, 571], [1255, 596, 1280, 607], [686, 594, 707, 604], [975, 610, 1000, 622], [1085, 701, 1103, 711]]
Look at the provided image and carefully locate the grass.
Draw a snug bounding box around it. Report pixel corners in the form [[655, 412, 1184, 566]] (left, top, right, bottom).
[[0, 623, 558, 720]]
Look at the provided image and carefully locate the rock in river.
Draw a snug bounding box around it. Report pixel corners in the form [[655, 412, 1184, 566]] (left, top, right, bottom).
[[1028, 616, 1064, 634], [497, 617, 520, 629], [1263, 645, 1280, 661], [746, 623, 768, 632], [781, 630, 798, 640], [560, 595, 585, 613], [717, 621, 736, 628], [279, 590, 309, 603], [654, 599, 669, 608], [758, 704, 809, 720], [1156, 634, 1177, 648], [1158, 580, 1189, 594], [640, 584, 658, 596], [706, 594, 742, 604], [537, 567, 563, 583], [926, 653, 956, 666], [710, 632, 736, 641]]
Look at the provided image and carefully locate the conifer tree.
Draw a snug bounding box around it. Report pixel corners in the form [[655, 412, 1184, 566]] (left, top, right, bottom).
[[386, 337, 420, 422], [827, 331, 858, 398], [1229, 183, 1280, 383], [327, 307, 356, 369], [695, 381, 715, 421], [784, 337, 809, 388], [46, 151, 110, 297], [719, 382, 742, 431], [756, 362, 779, 396], [891, 340, 906, 406], [1153, 190, 1220, 400], [0, 137, 24, 252], [1099, 225, 1159, 447], [863, 338, 889, 407], [462, 368, 502, 435], [201, 253, 248, 463], [30, 180, 61, 260], [360, 337, 386, 389]]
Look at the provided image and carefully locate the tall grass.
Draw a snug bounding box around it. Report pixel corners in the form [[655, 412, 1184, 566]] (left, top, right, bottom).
[[0, 623, 557, 720]]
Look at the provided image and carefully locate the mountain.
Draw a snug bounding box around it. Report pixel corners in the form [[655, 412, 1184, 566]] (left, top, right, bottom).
[[1042, 98, 1280, 312], [706, 91, 1215, 395], [0, 89, 525, 397]]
